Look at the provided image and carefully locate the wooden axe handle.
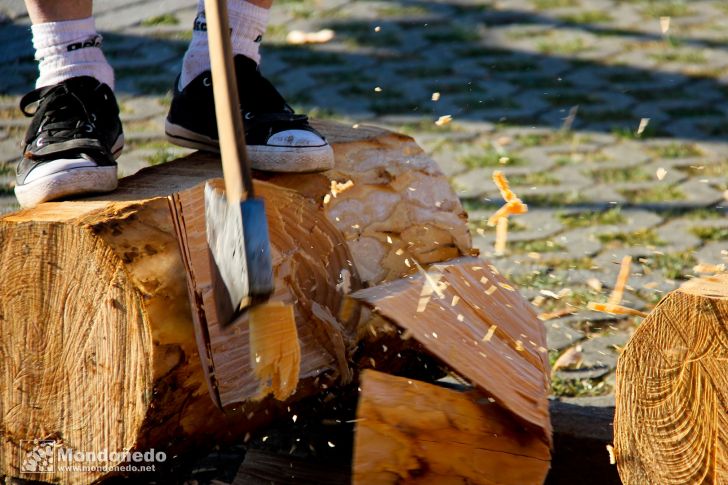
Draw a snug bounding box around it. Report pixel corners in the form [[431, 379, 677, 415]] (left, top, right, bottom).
[[204, 0, 255, 203]]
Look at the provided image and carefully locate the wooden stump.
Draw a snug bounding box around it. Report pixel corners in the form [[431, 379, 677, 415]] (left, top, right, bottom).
[[354, 370, 551, 484], [0, 121, 473, 484], [614, 273, 728, 484]]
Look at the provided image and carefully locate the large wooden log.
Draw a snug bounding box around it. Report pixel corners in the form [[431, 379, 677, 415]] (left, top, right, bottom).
[[614, 273, 728, 484], [0, 122, 473, 484], [354, 370, 551, 484]]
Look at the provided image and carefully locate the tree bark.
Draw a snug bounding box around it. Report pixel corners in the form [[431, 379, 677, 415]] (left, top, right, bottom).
[[0, 121, 473, 484], [614, 273, 728, 484], [354, 370, 551, 485]]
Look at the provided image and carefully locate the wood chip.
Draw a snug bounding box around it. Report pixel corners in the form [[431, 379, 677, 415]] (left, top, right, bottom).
[[435, 115, 452, 126], [537, 308, 576, 321], [482, 325, 497, 342], [330, 179, 354, 198], [486, 199, 528, 227], [587, 277, 603, 292], [492, 170, 517, 202], [608, 255, 632, 305], [587, 302, 648, 318], [286, 28, 335, 45], [552, 345, 583, 371], [494, 217, 508, 255], [606, 444, 616, 465]]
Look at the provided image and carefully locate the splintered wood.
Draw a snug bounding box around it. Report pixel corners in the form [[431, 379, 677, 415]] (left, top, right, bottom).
[[488, 171, 528, 255], [351, 257, 551, 439], [260, 121, 473, 285], [353, 370, 551, 485], [170, 178, 359, 407], [248, 302, 300, 401], [615, 273, 728, 484]]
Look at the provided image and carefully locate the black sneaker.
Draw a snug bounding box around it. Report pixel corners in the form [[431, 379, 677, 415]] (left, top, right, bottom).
[[15, 76, 123, 208], [165, 55, 334, 172]]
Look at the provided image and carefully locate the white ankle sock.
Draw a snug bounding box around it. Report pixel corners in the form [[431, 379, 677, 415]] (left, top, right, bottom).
[[179, 0, 269, 90], [32, 17, 114, 89]]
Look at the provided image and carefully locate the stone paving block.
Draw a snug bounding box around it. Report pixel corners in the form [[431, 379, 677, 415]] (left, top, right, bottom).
[[545, 320, 585, 352]]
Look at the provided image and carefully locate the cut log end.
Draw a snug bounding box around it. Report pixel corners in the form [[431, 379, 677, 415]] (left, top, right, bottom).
[[614, 273, 728, 484]]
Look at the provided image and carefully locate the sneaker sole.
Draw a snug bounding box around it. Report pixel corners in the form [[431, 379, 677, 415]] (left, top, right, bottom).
[[165, 120, 335, 173], [14, 135, 124, 208]]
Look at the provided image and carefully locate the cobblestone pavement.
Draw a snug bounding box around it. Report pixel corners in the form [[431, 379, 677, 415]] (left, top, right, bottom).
[[2, 0, 728, 401]]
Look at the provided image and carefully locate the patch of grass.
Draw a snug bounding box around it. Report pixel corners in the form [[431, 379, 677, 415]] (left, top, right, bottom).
[[524, 191, 587, 205], [661, 208, 726, 220], [533, 0, 579, 9], [510, 269, 566, 290], [469, 218, 527, 233], [144, 148, 178, 166], [559, 10, 612, 23], [517, 131, 586, 147], [612, 123, 660, 140], [641, 1, 693, 18], [598, 228, 665, 247], [508, 171, 560, 186], [542, 257, 596, 271], [510, 239, 565, 253], [691, 226, 728, 242], [649, 143, 703, 159], [460, 149, 524, 169], [620, 184, 686, 203], [140, 14, 178, 26], [649, 50, 707, 64], [551, 374, 611, 397], [539, 286, 603, 313], [375, 4, 429, 16], [642, 251, 696, 280], [537, 37, 589, 55], [397, 119, 462, 134], [558, 207, 626, 228], [590, 167, 652, 184], [685, 160, 728, 177]]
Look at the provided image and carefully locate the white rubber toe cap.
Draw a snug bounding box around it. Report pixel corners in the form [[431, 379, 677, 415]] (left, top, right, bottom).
[[267, 129, 327, 147]]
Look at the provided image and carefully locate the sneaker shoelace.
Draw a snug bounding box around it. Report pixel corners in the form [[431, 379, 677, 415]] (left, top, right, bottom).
[[20, 82, 101, 154]]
